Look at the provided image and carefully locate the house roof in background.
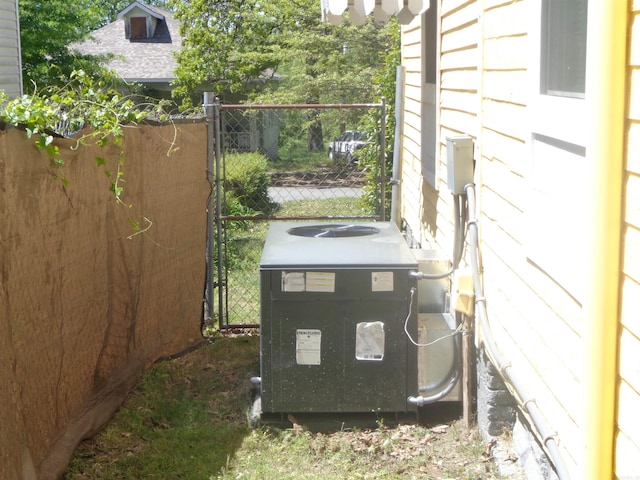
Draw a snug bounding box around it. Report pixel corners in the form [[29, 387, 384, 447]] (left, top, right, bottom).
[[72, 2, 180, 83], [117, 0, 165, 20]]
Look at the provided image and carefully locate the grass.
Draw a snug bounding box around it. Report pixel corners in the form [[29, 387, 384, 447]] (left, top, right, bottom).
[[267, 149, 331, 171], [64, 335, 258, 479], [65, 335, 500, 480]]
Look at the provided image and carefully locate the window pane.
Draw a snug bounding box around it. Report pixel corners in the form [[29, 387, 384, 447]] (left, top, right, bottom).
[[131, 17, 147, 39], [541, 0, 588, 97]]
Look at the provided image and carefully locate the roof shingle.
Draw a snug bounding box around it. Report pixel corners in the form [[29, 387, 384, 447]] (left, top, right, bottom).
[[73, 3, 180, 83]]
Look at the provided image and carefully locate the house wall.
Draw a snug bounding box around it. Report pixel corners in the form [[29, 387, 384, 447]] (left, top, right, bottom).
[[0, 0, 22, 98], [401, 0, 584, 476], [617, 4, 640, 477]]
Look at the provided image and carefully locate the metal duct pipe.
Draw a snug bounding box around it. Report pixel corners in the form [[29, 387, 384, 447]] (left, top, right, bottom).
[[407, 369, 460, 407], [390, 66, 405, 227]]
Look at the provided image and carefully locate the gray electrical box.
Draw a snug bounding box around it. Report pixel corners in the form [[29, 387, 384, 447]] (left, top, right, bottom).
[[446, 135, 474, 194], [259, 222, 418, 417]]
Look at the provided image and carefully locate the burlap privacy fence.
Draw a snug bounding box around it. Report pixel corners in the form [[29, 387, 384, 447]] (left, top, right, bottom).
[[0, 121, 208, 480]]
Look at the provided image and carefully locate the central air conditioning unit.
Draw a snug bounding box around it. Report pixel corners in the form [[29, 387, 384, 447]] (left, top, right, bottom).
[[255, 222, 460, 424]]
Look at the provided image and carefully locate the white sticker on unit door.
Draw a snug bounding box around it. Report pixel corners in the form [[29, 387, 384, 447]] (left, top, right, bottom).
[[305, 272, 335, 292], [371, 271, 394, 292], [355, 322, 385, 361], [296, 329, 322, 365], [281, 271, 305, 292]]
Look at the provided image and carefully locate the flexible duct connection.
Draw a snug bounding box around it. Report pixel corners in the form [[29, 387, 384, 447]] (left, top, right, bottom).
[[465, 183, 570, 480], [407, 369, 460, 407]]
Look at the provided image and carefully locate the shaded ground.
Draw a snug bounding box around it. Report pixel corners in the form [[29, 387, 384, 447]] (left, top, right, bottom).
[[64, 334, 512, 479]]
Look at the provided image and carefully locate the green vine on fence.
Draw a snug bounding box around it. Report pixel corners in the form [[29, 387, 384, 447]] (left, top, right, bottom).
[[0, 70, 176, 236]]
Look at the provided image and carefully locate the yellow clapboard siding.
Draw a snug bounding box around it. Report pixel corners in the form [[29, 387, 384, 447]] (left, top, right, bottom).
[[441, 48, 478, 71], [624, 226, 640, 283], [482, 69, 527, 105], [626, 174, 640, 227], [480, 239, 582, 450], [442, 0, 479, 33], [482, 99, 527, 141], [481, 156, 526, 219], [630, 12, 640, 66], [442, 69, 479, 90], [616, 429, 640, 479], [479, 199, 583, 334], [442, 0, 476, 17], [440, 89, 478, 111], [627, 123, 640, 173], [442, 24, 479, 53], [480, 128, 527, 176], [620, 328, 640, 394], [402, 22, 422, 45], [483, 35, 529, 70], [440, 108, 478, 137], [483, 0, 528, 38], [617, 381, 640, 456], [629, 68, 640, 119], [621, 276, 640, 335]]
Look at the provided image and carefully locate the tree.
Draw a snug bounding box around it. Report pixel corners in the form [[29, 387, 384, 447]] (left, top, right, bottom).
[[19, 0, 106, 91], [169, 0, 398, 150], [169, 0, 286, 105]]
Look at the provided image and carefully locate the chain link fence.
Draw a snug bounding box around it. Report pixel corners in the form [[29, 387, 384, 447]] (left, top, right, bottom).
[[205, 102, 386, 329]]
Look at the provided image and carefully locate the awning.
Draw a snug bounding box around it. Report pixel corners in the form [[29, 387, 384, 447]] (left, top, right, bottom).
[[320, 0, 430, 25]]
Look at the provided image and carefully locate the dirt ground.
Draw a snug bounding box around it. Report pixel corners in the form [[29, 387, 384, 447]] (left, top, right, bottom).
[[270, 166, 366, 187]]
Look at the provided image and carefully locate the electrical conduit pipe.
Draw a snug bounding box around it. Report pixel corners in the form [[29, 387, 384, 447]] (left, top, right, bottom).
[[464, 184, 571, 480]]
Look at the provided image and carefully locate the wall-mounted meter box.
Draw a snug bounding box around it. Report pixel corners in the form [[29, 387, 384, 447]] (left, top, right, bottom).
[[446, 135, 474, 194]]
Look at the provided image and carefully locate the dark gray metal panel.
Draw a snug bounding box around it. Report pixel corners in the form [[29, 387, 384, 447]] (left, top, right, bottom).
[[261, 270, 417, 414]]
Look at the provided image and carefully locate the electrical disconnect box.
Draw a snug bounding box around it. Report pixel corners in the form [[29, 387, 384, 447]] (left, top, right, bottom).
[[446, 135, 474, 194]]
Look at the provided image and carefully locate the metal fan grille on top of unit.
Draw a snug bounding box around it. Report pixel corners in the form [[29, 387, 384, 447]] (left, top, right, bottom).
[[287, 224, 380, 238]]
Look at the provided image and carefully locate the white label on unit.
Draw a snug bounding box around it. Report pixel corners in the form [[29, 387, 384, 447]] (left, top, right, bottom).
[[296, 329, 322, 365], [281, 271, 305, 292], [371, 271, 394, 292], [305, 272, 335, 292], [355, 322, 385, 361]]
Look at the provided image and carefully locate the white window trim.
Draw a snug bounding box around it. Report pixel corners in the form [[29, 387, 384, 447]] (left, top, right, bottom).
[[526, 0, 588, 302], [528, 0, 587, 148]]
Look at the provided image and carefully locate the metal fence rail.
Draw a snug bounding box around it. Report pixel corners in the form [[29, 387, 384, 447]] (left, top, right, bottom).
[[205, 99, 386, 329]]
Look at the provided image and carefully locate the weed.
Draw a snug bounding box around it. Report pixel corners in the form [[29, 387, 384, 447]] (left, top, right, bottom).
[[65, 335, 500, 480]]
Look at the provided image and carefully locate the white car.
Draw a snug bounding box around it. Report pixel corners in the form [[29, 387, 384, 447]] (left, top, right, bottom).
[[328, 130, 369, 163]]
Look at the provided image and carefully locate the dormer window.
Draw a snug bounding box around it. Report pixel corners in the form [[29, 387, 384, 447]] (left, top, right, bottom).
[[130, 17, 147, 39], [119, 1, 164, 41]]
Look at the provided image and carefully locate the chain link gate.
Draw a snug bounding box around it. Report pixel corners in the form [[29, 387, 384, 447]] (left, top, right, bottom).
[[204, 98, 387, 330]]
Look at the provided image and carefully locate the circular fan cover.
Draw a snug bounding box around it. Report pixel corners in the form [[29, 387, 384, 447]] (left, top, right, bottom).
[[287, 224, 380, 238]]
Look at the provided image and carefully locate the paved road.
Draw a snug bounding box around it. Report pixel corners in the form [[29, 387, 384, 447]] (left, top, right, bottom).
[[268, 186, 362, 203]]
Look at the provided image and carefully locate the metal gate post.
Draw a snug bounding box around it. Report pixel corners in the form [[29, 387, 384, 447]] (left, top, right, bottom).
[[204, 92, 215, 323], [213, 98, 227, 329]]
